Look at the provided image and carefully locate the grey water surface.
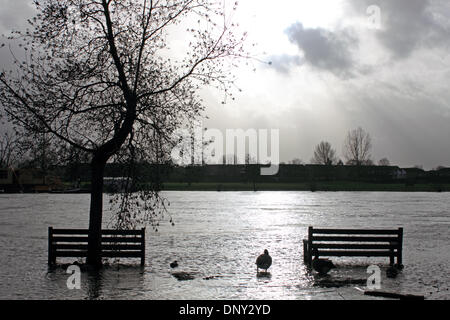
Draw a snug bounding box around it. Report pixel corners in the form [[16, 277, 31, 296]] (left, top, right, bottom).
[[0, 191, 448, 300]]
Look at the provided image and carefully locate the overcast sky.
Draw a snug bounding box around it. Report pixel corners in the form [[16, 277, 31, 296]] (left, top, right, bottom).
[[1, 0, 449, 169]]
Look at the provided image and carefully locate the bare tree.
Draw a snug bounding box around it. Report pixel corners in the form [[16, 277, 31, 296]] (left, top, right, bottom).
[[311, 141, 337, 165], [0, 0, 246, 267], [0, 131, 19, 167], [343, 127, 373, 166], [378, 158, 390, 166]]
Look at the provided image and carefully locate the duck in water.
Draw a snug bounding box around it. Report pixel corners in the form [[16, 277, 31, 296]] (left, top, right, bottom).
[[386, 266, 399, 278], [256, 249, 272, 273]]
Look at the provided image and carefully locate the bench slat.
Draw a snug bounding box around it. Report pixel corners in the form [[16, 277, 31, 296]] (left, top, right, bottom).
[[51, 229, 89, 234], [312, 236, 399, 242], [317, 250, 395, 257], [100, 237, 144, 243], [54, 251, 143, 258], [54, 244, 143, 250], [313, 243, 396, 250], [51, 236, 143, 243], [312, 229, 401, 235], [51, 229, 143, 235], [51, 236, 89, 242], [102, 230, 144, 235], [54, 244, 88, 250]]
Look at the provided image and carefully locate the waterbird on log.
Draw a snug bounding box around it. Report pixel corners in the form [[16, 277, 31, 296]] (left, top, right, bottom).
[[312, 257, 336, 276], [256, 249, 272, 272], [170, 260, 179, 268]]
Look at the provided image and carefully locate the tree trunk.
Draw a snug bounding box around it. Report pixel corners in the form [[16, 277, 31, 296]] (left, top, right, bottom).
[[85, 99, 136, 268], [87, 154, 107, 268]]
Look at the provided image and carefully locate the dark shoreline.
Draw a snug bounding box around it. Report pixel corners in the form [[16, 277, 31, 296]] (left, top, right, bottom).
[[1, 182, 449, 194], [160, 182, 450, 192]]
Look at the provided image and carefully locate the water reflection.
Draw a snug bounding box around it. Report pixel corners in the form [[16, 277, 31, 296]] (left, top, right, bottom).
[[86, 269, 103, 300], [43, 264, 146, 300], [256, 272, 272, 279], [0, 192, 449, 299]]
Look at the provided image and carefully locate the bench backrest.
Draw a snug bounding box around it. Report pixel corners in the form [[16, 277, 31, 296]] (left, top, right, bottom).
[[304, 227, 403, 266], [48, 227, 145, 265]]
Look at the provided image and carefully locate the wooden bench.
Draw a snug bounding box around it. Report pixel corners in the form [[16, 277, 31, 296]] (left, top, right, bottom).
[[48, 227, 146, 266], [303, 226, 403, 267]]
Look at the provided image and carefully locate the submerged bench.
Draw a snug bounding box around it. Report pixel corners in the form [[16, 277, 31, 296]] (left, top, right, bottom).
[[48, 227, 145, 266], [303, 227, 403, 267]]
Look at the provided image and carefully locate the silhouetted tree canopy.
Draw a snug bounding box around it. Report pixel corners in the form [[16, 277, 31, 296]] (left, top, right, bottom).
[[311, 141, 337, 165], [0, 131, 20, 167], [378, 158, 390, 166], [0, 0, 247, 267]]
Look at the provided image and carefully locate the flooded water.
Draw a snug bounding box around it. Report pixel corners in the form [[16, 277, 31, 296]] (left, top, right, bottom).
[[0, 191, 449, 300]]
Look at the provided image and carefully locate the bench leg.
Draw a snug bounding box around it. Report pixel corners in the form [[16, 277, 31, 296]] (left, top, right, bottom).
[[140, 227, 145, 266], [307, 227, 313, 268], [303, 239, 308, 265], [48, 227, 56, 266], [397, 250, 403, 267], [397, 228, 403, 267]]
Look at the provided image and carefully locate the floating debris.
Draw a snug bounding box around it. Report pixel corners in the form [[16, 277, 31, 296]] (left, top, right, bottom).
[[203, 275, 225, 280], [171, 272, 195, 281], [314, 278, 367, 288], [364, 291, 425, 300]]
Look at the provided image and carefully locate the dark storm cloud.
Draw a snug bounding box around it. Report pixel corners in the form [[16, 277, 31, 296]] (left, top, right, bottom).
[[285, 23, 357, 72], [349, 0, 450, 59], [270, 0, 450, 77], [272, 22, 358, 78]]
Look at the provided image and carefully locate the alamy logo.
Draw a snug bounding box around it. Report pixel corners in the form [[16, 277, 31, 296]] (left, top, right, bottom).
[[367, 265, 381, 290], [66, 265, 81, 290], [171, 127, 280, 176], [367, 5, 381, 30]]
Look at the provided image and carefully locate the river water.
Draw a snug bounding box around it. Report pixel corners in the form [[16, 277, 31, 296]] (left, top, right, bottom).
[[0, 191, 448, 300]]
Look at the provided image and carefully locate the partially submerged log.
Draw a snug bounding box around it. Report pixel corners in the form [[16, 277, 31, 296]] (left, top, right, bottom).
[[364, 290, 425, 300], [203, 275, 225, 280], [314, 278, 367, 288], [171, 272, 196, 281]]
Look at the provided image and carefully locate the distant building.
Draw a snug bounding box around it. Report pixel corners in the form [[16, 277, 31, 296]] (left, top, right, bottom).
[[394, 169, 407, 180], [103, 177, 131, 193], [0, 168, 14, 185]]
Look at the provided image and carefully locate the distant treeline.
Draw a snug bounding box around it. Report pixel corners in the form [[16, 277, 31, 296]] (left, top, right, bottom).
[[57, 163, 450, 185]]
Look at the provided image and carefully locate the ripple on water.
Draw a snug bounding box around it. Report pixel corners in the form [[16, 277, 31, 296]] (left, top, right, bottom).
[[0, 192, 449, 299]]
